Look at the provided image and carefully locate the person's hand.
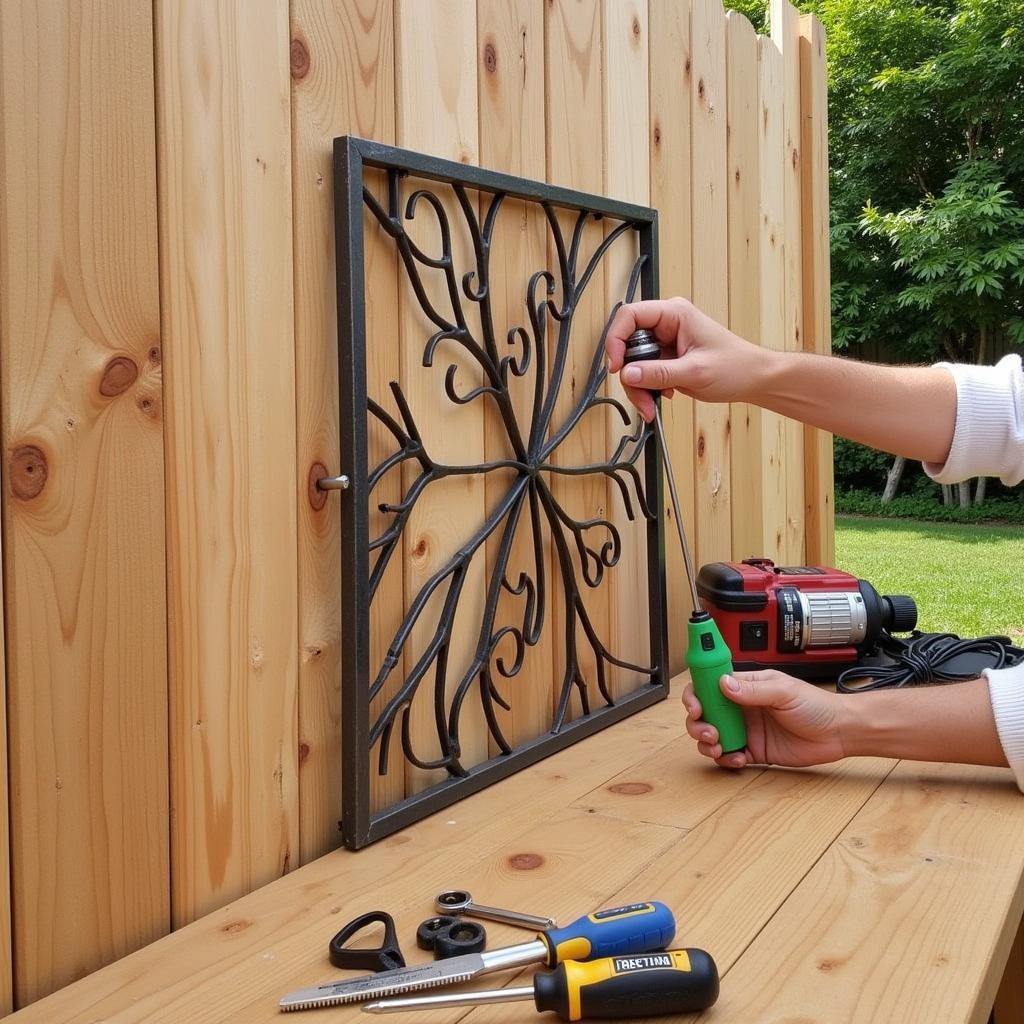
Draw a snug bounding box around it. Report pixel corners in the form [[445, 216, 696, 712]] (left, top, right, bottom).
[[605, 297, 776, 422], [682, 670, 848, 769]]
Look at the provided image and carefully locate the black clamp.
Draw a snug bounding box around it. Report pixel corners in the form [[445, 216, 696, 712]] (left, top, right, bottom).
[[416, 916, 487, 959], [329, 910, 406, 972]]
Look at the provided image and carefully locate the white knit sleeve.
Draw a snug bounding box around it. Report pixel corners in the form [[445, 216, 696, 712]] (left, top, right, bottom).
[[923, 354, 1024, 486], [986, 665, 1024, 792]]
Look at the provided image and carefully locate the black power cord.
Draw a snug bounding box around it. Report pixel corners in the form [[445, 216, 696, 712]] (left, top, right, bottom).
[[837, 630, 1024, 693]]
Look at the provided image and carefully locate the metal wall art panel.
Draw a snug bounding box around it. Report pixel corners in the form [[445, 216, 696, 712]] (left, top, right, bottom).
[[333, 136, 667, 848]]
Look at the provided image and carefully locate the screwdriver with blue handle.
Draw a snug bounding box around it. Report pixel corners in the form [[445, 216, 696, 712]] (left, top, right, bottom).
[[622, 329, 747, 755], [278, 901, 676, 1011], [364, 948, 719, 1020]]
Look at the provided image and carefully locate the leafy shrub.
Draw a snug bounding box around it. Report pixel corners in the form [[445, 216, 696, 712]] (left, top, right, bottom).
[[836, 488, 1024, 524], [833, 437, 894, 491]]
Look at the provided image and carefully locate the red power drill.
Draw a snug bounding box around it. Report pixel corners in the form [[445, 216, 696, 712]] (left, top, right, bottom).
[[696, 558, 918, 680]]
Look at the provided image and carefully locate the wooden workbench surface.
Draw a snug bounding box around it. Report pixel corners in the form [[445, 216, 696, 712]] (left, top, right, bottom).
[[12, 679, 1024, 1024]]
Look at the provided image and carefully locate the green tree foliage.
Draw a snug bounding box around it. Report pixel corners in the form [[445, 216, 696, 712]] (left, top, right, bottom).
[[729, 0, 1024, 361]]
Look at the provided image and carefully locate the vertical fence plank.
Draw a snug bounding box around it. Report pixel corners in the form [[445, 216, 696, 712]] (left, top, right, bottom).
[[800, 14, 835, 566], [771, 0, 806, 564], [156, 0, 300, 925], [545, 0, 608, 723], [603, 0, 650, 694], [477, 0, 552, 747], [727, 12, 787, 564], [0, 0, 169, 1003], [726, 11, 764, 561], [759, 35, 789, 561], [0, 511, 8, 1012], [395, 0, 488, 792], [649, 0, 696, 672], [691, 0, 732, 566], [290, 0, 399, 855]]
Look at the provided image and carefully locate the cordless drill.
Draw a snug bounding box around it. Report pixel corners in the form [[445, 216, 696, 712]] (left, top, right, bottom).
[[622, 330, 748, 754]]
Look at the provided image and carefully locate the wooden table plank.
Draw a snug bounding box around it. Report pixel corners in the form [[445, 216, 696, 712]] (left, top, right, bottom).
[[571, 733, 765, 829], [701, 761, 1024, 1023], [5, 692, 680, 1022], [8, 684, 1023, 1024], [467, 757, 895, 1024]]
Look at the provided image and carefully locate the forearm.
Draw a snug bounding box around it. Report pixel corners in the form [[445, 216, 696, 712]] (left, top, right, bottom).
[[755, 350, 957, 465], [839, 679, 1007, 768]]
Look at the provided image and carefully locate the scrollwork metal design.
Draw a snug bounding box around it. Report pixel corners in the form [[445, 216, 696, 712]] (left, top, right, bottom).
[[334, 137, 666, 847]]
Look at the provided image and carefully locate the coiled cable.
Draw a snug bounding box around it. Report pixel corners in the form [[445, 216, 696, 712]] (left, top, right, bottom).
[[837, 630, 1024, 693]]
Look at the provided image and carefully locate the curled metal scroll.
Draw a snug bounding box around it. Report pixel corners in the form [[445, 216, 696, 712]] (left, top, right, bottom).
[[363, 167, 657, 779]]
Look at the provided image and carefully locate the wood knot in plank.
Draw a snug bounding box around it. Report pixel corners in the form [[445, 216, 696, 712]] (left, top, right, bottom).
[[148, 345, 162, 365], [632, 16, 641, 40], [290, 37, 310, 80], [816, 956, 845, 973], [10, 444, 48, 500], [484, 40, 498, 73], [298, 742, 310, 763], [653, 122, 662, 147], [608, 781, 652, 796], [696, 433, 706, 459], [508, 852, 544, 870], [309, 461, 329, 511], [100, 356, 138, 397], [221, 919, 253, 935]]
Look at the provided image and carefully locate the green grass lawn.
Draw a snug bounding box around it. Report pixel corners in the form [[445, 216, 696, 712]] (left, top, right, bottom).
[[834, 515, 1024, 643]]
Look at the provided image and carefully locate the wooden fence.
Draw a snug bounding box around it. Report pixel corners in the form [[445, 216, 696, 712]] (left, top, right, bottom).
[[0, 0, 832, 1010]]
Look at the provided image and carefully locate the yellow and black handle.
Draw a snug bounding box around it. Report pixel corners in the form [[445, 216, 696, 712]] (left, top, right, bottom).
[[532, 948, 719, 1021]]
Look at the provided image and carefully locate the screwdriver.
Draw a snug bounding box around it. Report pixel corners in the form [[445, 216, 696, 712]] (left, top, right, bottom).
[[279, 901, 676, 1010], [622, 330, 747, 754], [363, 948, 720, 1020]]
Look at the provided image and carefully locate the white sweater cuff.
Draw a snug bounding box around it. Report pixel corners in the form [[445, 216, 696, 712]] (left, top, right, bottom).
[[986, 664, 1024, 792], [923, 355, 1024, 486]]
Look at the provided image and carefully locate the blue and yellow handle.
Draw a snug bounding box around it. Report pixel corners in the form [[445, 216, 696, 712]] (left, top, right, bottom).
[[539, 902, 675, 967]]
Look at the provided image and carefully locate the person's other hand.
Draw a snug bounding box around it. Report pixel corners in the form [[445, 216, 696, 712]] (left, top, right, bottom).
[[605, 297, 774, 422], [682, 670, 848, 769]]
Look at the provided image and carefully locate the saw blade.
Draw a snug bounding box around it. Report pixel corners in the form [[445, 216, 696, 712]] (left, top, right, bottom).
[[278, 953, 486, 1011]]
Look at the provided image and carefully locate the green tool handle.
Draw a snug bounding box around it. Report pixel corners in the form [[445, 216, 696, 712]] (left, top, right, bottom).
[[686, 613, 747, 754]]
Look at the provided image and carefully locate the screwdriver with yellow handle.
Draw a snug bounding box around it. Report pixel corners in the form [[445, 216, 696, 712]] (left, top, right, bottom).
[[363, 948, 719, 1020], [622, 329, 747, 754]]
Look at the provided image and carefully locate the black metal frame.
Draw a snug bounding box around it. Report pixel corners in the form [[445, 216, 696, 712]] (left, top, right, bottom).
[[334, 136, 667, 849]]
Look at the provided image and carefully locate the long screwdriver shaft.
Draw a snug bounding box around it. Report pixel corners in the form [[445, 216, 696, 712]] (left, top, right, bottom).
[[652, 409, 701, 612], [365, 987, 534, 1013]]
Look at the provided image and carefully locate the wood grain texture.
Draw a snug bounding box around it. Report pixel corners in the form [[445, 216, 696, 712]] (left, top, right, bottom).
[[0, 519, 9, 1013], [394, 0, 489, 791], [771, 0, 806, 564], [289, 0, 399, 853], [800, 14, 835, 566], [995, 915, 1024, 1024], [3, 691, 683, 1024], [8, 695, 1019, 1024], [649, 0, 696, 672], [476, 0, 552, 748], [603, 0, 650, 696], [572, 730, 765, 828], [156, 0, 299, 926], [729, 21, 788, 563], [690, 0, 732, 566], [545, 0, 609, 723], [701, 762, 1024, 1023], [0, 0, 169, 1004]]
